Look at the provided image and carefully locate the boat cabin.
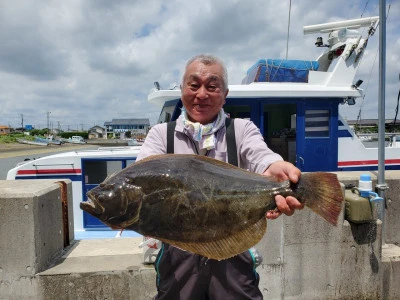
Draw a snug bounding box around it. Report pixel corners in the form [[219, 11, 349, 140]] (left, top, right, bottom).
[[156, 96, 341, 172]]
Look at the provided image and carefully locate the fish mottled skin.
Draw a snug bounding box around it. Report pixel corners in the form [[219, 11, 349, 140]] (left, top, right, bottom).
[[81, 154, 343, 260]]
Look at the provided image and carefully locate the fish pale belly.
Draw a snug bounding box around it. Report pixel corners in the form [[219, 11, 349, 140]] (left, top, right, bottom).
[[161, 217, 268, 260]]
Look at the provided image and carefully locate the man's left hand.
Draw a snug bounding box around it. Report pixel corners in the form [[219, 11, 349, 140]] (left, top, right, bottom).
[[262, 161, 304, 219]]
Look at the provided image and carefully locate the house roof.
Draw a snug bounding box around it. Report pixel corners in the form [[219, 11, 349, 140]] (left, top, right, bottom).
[[0, 125, 10, 129], [89, 125, 105, 130], [104, 119, 150, 126]]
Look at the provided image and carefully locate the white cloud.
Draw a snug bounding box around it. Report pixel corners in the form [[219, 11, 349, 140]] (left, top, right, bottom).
[[0, 0, 398, 129]]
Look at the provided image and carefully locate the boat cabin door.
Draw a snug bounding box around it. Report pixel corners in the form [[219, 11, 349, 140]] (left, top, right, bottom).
[[81, 158, 136, 229], [296, 101, 339, 171]]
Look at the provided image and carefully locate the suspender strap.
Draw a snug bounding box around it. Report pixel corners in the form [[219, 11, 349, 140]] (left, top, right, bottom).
[[166, 118, 238, 167], [166, 121, 176, 154], [225, 118, 238, 167]]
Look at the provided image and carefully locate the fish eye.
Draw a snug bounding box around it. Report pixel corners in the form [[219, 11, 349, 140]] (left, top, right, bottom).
[[125, 178, 134, 184], [99, 183, 115, 190]]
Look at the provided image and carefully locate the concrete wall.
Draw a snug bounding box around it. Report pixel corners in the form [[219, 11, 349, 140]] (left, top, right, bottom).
[[256, 170, 400, 299], [0, 180, 74, 300], [0, 171, 399, 299], [38, 267, 156, 300]]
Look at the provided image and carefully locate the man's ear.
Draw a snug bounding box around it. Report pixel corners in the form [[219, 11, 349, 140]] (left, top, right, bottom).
[[224, 89, 229, 98]]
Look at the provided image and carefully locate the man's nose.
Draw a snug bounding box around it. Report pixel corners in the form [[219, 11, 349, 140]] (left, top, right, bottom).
[[196, 86, 209, 99]]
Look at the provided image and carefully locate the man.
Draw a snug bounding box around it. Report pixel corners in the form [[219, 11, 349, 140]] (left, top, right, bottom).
[[136, 54, 304, 299]]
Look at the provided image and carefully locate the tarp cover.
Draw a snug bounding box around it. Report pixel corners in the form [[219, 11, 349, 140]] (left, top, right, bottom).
[[242, 59, 319, 84]]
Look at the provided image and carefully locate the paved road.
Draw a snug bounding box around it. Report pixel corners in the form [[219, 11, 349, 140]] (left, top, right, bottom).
[[0, 144, 97, 180]]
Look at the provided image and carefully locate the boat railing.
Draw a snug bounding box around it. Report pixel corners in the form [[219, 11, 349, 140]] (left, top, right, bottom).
[[96, 146, 142, 151], [31, 163, 75, 167]]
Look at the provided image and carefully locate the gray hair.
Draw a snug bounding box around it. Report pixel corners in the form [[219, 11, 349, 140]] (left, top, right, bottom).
[[182, 54, 228, 91]]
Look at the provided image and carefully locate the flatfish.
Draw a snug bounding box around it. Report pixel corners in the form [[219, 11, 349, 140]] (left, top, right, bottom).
[[80, 154, 343, 260]]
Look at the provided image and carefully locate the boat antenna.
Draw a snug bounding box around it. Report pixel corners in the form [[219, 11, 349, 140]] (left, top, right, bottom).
[[355, 29, 379, 133], [355, 0, 392, 134], [285, 0, 292, 60], [360, 0, 370, 18], [355, 51, 378, 133]]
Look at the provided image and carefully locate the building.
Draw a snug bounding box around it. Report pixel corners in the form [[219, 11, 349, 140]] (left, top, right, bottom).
[[104, 118, 150, 139], [88, 125, 106, 139], [0, 125, 11, 135]]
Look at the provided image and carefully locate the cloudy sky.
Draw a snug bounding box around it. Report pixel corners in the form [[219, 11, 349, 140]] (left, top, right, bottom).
[[1, 0, 399, 130]]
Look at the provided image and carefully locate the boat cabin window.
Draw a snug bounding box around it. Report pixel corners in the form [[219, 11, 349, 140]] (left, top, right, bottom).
[[126, 159, 136, 166], [224, 102, 297, 163], [158, 100, 181, 123], [263, 104, 296, 164], [159, 111, 172, 123], [305, 109, 330, 138], [224, 105, 251, 119], [84, 160, 125, 184]]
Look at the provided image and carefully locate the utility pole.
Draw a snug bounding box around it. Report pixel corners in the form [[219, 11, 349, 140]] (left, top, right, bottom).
[[46, 111, 51, 133], [377, 0, 388, 245], [19, 114, 24, 129]]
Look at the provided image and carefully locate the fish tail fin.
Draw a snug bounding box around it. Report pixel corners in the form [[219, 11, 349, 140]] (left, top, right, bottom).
[[294, 172, 344, 225]]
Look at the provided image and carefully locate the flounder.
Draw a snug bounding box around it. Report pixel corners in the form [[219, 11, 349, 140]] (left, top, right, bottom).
[[80, 154, 343, 260]]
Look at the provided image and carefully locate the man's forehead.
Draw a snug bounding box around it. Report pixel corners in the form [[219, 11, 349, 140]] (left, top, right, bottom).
[[186, 74, 222, 81], [185, 63, 223, 80]]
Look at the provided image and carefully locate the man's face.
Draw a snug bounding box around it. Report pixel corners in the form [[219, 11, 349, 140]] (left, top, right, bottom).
[[181, 61, 229, 125]]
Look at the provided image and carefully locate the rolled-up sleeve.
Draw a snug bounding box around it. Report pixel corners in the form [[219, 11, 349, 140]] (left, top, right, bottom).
[[136, 123, 168, 161]]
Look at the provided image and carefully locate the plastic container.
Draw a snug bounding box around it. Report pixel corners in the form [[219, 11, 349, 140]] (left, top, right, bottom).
[[358, 174, 372, 197], [344, 174, 384, 223], [344, 189, 374, 223]]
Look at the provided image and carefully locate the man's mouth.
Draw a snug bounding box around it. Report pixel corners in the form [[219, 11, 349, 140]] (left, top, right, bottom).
[[193, 104, 209, 109]]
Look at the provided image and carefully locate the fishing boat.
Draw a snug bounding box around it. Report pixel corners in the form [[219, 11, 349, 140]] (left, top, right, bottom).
[[61, 136, 87, 144], [7, 146, 142, 235], [7, 16, 399, 235], [149, 16, 400, 172], [125, 138, 144, 146], [34, 136, 63, 145], [16, 138, 49, 146]]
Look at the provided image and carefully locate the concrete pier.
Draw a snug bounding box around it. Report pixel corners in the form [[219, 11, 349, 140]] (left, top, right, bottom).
[[38, 238, 156, 300], [0, 172, 399, 299]]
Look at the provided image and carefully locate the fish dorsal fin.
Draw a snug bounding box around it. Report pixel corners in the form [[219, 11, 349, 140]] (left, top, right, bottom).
[[158, 217, 267, 261]]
